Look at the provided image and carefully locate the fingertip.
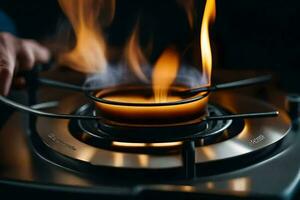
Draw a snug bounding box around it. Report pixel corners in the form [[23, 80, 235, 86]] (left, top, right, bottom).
[[35, 45, 51, 63], [27, 40, 51, 63], [17, 40, 51, 71]]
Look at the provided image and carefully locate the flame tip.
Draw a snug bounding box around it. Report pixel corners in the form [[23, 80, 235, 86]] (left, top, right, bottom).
[[200, 0, 216, 86]]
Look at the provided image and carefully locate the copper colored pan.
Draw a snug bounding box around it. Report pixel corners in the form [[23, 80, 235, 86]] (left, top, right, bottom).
[[86, 85, 209, 125]]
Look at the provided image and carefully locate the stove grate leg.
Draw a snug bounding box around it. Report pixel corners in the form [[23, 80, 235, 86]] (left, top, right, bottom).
[[182, 140, 196, 179], [25, 65, 40, 132]]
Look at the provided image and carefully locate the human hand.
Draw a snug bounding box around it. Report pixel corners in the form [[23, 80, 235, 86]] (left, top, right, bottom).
[[0, 32, 50, 95]]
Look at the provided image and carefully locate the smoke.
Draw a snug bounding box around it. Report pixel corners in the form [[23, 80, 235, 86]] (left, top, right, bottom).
[[84, 62, 203, 89]]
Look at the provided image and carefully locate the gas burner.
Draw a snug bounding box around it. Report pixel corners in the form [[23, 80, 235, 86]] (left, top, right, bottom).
[[71, 104, 242, 151], [0, 69, 289, 179], [34, 92, 290, 173]]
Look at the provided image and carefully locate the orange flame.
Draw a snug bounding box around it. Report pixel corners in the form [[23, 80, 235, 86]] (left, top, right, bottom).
[[152, 48, 180, 103], [124, 24, 148, 82], [58, 0, 115, 73], [200, 0, 216, 86]]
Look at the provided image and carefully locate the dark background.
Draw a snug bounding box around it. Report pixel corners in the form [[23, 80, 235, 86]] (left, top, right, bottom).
[[1, 0, 300, 92]]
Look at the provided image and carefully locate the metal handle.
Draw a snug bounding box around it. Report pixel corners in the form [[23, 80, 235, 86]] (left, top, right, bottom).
[[0, 95, 101, 120], [186, 75, 272, 95], [37, 77, 102, 92], [205, 111, 279, 121]]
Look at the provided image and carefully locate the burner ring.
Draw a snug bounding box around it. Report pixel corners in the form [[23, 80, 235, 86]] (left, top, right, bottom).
[[71, 104, 239, 148]]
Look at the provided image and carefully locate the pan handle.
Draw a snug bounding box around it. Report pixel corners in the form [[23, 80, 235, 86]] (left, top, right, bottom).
[[20, 62, 101, 92], [0, 95, 100, 120]]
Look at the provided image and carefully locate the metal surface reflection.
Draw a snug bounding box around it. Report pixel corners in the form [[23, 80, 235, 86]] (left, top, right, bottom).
[[229, 177, 251, 192]]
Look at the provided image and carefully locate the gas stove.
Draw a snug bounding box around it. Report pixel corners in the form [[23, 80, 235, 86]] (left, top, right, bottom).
[[0, 70, 299, 200]]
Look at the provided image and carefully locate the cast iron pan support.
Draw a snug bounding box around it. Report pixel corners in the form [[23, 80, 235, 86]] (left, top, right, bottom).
[[182, 140, 196, 179], [25, 66, 40, 131], [24, 64, 51, 132]]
